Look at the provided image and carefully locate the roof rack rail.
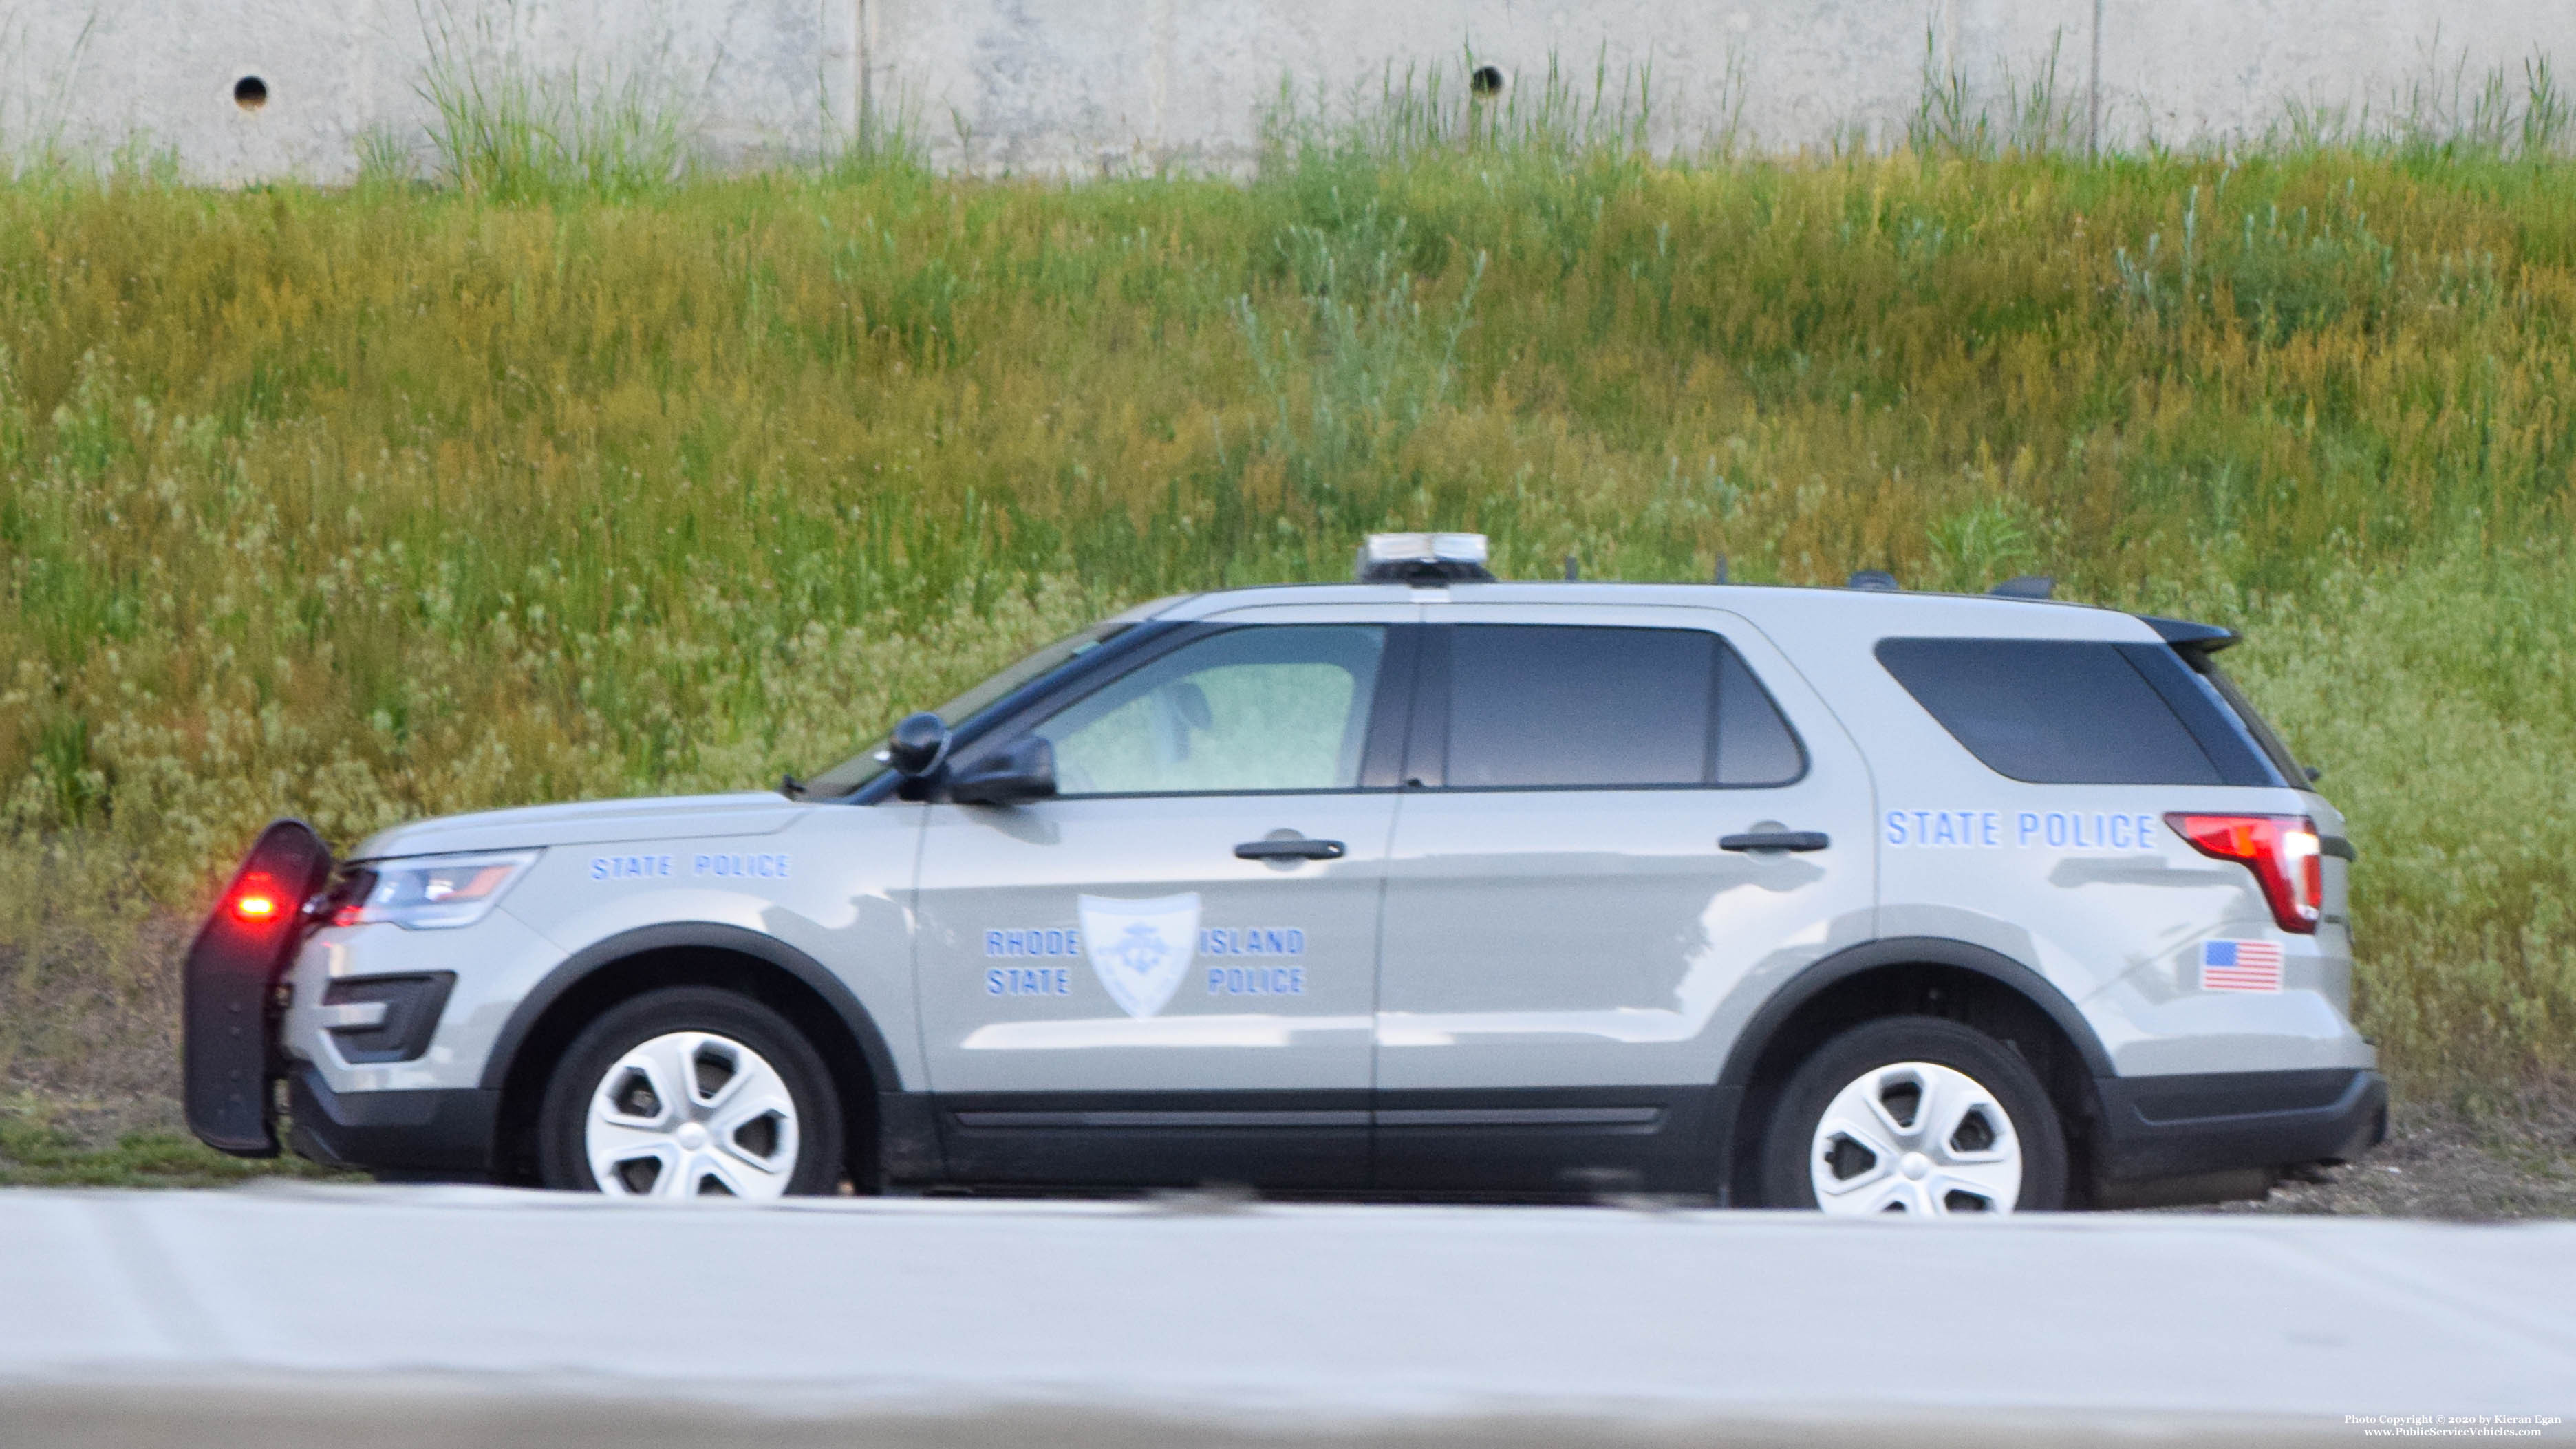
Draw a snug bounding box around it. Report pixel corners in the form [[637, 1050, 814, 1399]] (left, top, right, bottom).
[[1989, 575, 2055, 599]]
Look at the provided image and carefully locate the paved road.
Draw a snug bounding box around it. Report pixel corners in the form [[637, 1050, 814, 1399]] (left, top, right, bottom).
[[3, 1184, 2571, 1447]]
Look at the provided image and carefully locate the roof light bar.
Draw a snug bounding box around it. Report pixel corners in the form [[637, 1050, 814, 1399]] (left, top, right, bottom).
[[1356, 533, 1495, 586]]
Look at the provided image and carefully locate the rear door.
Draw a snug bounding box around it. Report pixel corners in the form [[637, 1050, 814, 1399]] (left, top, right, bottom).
[[1371, 605, 1877, 1192], [910, 608, 1413, 1188]]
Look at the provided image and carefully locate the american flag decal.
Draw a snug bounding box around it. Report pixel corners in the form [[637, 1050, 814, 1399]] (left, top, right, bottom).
[[2200, 938, 2284, 992]]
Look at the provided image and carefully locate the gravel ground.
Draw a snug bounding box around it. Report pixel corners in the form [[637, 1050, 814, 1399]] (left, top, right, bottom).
[[2198, 1091, 2576, 1220]]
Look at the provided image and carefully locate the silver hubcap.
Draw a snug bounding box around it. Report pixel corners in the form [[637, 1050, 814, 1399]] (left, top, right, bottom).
[[584, 1031, 801, 1199], [1809, 1060, 2023, 1215]]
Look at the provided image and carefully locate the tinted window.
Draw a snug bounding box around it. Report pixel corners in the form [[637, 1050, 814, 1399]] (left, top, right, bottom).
[[1716, 646, 1805, 785], [1441, 626, 1803, 788], [1876, 638, 2224, 785], [2189, 654, 2306, 785], [1034, 625, 1384, 795]]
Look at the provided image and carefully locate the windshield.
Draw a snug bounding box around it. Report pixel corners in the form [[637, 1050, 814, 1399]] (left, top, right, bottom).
[[800, 621, 1135, 797]]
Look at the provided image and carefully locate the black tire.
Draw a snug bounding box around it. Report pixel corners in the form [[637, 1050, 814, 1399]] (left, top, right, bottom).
[[537, 986, 847, 1196], [1754, 1015, 2068, 1213]]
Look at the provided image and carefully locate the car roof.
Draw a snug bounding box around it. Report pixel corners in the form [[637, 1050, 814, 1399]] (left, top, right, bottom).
[[1145, 580, 2169, 643]]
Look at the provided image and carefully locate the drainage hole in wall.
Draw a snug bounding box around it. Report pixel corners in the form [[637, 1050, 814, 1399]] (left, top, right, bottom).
[[1469, 65, 1505, 98], [235, 76, 268, 111]]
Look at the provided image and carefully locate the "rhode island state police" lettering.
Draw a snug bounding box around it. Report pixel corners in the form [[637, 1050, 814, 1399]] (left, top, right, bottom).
[[1885, 809, 2160, 850], [983, 921, 1310, 1000], [1199, 927, 1305, 957], [987, 966, 1073, 996], [985, 927, 1084, 958], [1207, 965, 1305, 996]]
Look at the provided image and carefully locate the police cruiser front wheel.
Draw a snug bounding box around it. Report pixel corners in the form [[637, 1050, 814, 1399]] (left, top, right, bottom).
[[537, 987, 846, 1199], [1756, 1016, 2067, 1214]]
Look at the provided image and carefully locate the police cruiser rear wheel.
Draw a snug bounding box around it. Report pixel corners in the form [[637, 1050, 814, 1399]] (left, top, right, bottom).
[[1756, 1016, 2066, 1214], [537, 987, 846, 1198]]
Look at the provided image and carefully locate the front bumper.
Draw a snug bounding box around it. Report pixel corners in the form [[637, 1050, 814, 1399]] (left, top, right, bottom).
[[287, 1067, 499, 1181], [2093, 1066, 2387, 1182]]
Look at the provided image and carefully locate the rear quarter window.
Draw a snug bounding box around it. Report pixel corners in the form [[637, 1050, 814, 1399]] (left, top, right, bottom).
[[1875, 638, 2277, 787]]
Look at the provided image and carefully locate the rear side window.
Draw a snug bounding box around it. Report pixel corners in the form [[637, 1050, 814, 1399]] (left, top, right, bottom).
[[1876, 638, 2280, 786], [1714, 645, 1805, 785], [1439, 625, 1804, 788], [2187, 654, 2309, 784]]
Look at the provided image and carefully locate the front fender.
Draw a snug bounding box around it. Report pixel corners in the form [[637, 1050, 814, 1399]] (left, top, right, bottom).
[[475, 921, 903, 1096]]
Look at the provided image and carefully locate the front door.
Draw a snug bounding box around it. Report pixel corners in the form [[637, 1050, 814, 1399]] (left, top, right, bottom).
[[912, 614, 1408, 1188], [1372, 607, 1878, 1192]]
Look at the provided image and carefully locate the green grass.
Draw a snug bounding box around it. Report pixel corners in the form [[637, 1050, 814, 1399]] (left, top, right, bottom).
[[0, 1097, 356, 1186], [3, 105, 2575, 1115]]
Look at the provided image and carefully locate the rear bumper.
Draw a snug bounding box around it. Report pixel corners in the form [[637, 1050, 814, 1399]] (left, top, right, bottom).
[[287, 1066, 498, 1181], [2092, 1067, 2387, 1183]]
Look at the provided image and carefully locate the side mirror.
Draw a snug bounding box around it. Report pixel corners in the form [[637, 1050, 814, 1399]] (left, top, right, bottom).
[[949, 737, 1057, 806], [885, 712, 949, 777]]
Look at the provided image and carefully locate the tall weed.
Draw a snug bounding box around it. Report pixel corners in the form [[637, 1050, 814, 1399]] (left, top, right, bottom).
[[416, 3, 691, 201], [3, 125, 2576, 1097]]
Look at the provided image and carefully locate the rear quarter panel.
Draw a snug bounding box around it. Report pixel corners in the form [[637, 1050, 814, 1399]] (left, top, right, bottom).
[[1734, 591, 2371, 1078]]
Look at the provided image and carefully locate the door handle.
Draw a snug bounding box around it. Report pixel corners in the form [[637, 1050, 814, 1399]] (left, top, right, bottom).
[[1719, 830, 1830, 852], [1235, 838, 1346, 861]]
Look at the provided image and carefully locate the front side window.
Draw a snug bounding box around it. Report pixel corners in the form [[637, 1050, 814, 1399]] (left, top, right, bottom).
[[1032, 625, 1386, 796], [1440, 625, 1803, 789]]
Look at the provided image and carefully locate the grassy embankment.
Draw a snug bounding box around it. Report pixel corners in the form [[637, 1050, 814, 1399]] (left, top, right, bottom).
[[4, 89, 2575, 1171]]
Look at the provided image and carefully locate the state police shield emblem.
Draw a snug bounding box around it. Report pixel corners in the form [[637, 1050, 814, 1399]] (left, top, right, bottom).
[[1078, 892, 1201, 1019]]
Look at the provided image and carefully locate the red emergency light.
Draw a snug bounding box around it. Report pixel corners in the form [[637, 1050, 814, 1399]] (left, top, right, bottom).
[[230, 875, 285, 925]]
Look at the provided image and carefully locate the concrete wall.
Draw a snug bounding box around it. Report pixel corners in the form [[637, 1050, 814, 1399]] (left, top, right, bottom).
[[6, 1, 2575, 184]]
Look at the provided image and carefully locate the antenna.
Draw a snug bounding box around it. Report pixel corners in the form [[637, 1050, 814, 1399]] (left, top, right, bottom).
[[1563, 555, 1579, 581], [1713, 554, 1729, 584]]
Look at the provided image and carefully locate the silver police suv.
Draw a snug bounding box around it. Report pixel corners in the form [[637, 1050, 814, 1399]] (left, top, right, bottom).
[[186, 533, 2383, 1212]]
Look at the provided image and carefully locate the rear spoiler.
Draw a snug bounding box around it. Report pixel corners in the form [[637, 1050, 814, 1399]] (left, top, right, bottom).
[[183, 819, 334, 1157], [2138, 615, 2240, 651]]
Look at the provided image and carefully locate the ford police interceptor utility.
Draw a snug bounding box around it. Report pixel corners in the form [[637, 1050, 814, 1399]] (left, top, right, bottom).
[[184, 533, 2383, 1213]]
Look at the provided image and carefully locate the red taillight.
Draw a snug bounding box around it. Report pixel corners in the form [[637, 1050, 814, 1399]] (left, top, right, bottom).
[[230, 875, 283, 924], [2166, 813, 2323, 934]]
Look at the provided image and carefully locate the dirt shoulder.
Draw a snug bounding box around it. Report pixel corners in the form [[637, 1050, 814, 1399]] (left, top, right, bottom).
[[2192, 1091, 2576, 1220]]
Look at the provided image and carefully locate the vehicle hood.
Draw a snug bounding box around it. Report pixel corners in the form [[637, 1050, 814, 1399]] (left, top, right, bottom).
[[350, 793, 806, 861]]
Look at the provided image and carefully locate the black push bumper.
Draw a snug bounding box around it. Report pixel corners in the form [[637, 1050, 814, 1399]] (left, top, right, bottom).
[[186, 819, 500, 1180], [2093, 1066, 2388, 1182], [182, 820, 336, 1157], [287, 1068, 498, 1179]]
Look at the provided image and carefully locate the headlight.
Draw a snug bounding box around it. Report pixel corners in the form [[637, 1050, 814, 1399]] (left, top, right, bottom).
[[334, 850, 539, 930]]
